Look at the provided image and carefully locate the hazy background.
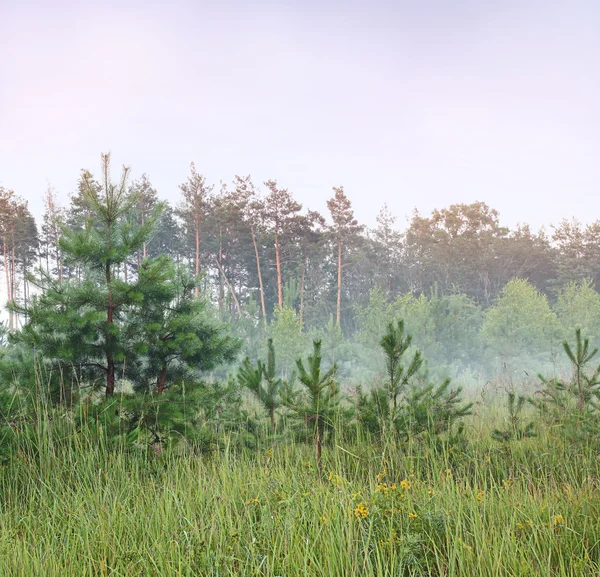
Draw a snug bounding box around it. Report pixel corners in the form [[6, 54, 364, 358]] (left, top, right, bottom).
[[1, 0, 598, 229]]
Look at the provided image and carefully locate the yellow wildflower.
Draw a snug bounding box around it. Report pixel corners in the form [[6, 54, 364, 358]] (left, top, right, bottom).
[[246, 498, 260, 505], [408, 512, 418, 520], [476, 490, 485, 503], [328, 472, 343, 486], [375, 482, 397, 494], [354, 502, 369, 520], [400, 479, 411, 491], [553, 515, 565, 527], [376, 468, 387, 482]]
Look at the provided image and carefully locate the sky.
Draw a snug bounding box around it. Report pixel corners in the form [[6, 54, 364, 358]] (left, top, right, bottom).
[[0, 0, 598, 233]]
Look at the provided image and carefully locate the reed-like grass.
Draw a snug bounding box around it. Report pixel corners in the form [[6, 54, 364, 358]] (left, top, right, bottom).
[[0, 407, 599, 576]]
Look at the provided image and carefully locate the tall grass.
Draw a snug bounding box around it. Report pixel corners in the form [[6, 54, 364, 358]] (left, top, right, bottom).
[[0, 403, 599, 576]]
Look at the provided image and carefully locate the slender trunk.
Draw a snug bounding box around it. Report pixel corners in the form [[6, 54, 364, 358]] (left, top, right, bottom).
[[10, 241, 16, 330], [218, 227, 224, 314], [336, 238, 342, 326], [252, 226, 267, 329], [56, 246, 62, 286], [157, 366, 168, 394], [194, 216, 200, 298], [215, 257, 241, 317], [275, 231, 283, 308], [105, 260, 115, 396], [315, 426, 322, 473], [270, 406, 275, 432], [4, 238, 11, 331], [299, 263, 305, 332], [142, 211, 147, 259]]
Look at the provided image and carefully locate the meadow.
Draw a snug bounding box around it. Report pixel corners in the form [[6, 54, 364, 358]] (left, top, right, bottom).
[[1, 394, 599, 577]]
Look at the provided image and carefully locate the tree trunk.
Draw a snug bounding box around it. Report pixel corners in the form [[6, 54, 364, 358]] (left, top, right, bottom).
[[4, 238, 11, 331], [105, 261, 115, 396], [251, 227, 267, 329], [315, 426, 322, 473], [157, 366, 168, 394], [336, 238, 342, 326], [218, 227, 224, 315], [275, 231, 283, 309], [214, 257, 241, 317], [194, 215, 200, 298], [10, 241, 16, 330], [142, 211, 147, 260], [270, 406, 275, 432], [299, 264, 305, 332]]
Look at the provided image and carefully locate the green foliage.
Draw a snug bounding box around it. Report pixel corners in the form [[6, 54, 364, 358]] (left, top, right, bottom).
[[482, 278, 560, 358], [380, 320, 423, 414], [536, 329, 600, 446], [268, 306, 306, 378], [238, 338, 282, 431], [357, 320, 472, 440], [284, 339, 339, 466], [555, 279, 600, 342], [491, 392, 536, 442]]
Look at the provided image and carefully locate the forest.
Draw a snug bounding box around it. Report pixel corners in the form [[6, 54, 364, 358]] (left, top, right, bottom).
[[1, 154, 600, 576]]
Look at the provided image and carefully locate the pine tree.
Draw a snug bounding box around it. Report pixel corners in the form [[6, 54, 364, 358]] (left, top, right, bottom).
[[177, 163, 213, 298], [237, 338, 282, 431], [326, 186, 363, 326], [40, 186, 65, 284], [263, 180, 302, 310], [125, 259, 239, 394], [16, 153, 163, 396], [285, 339, 339, 469]]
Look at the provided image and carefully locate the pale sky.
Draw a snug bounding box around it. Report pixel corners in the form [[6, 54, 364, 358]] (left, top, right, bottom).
[[1, 0, 598, 233]]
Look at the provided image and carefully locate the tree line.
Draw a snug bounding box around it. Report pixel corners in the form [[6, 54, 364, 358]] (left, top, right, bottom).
[[2, 160, 599, 335]]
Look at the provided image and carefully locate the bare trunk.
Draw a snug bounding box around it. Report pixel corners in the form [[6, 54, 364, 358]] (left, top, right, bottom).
[[275, 232, 283, 309], [105, 261, 115, 396], [316, 427, 322, 473], [194, 216, 200, 299], [142, 211, 147, 260], [4, 238, 11, 331], [251, 227, 267, 329], [336, 239, 342, 326], [214, 257, 241, 317], [157, 366, 168, 394], [218, 227, 224, 314], [10, 242, 16, 330], [299, 264, 305, 332]]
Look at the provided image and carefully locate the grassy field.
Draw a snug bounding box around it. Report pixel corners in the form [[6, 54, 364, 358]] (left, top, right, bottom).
[[0, 405, 599, 577]]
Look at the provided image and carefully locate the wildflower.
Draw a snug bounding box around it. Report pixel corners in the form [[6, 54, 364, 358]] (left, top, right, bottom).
[[375, 482, 397, 494], [321, 515, 329, 524], [246, 498, 260, 505], [408, 512, 418, 520], [428, 489, 437, 497], [476, 490, 485, 503], [354, 502, 369, 520], [328, 472, 343, 486], [502, 479, 514, 490], [400, 479, 411, 491], [376, 468, 387, 483], [517, 522, 524, 529], [553, 515, 565, 527], [264, 448, 273, 459]]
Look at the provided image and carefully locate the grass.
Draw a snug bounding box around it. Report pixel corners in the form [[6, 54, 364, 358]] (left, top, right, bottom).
[[0, 406, 599, 576]]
